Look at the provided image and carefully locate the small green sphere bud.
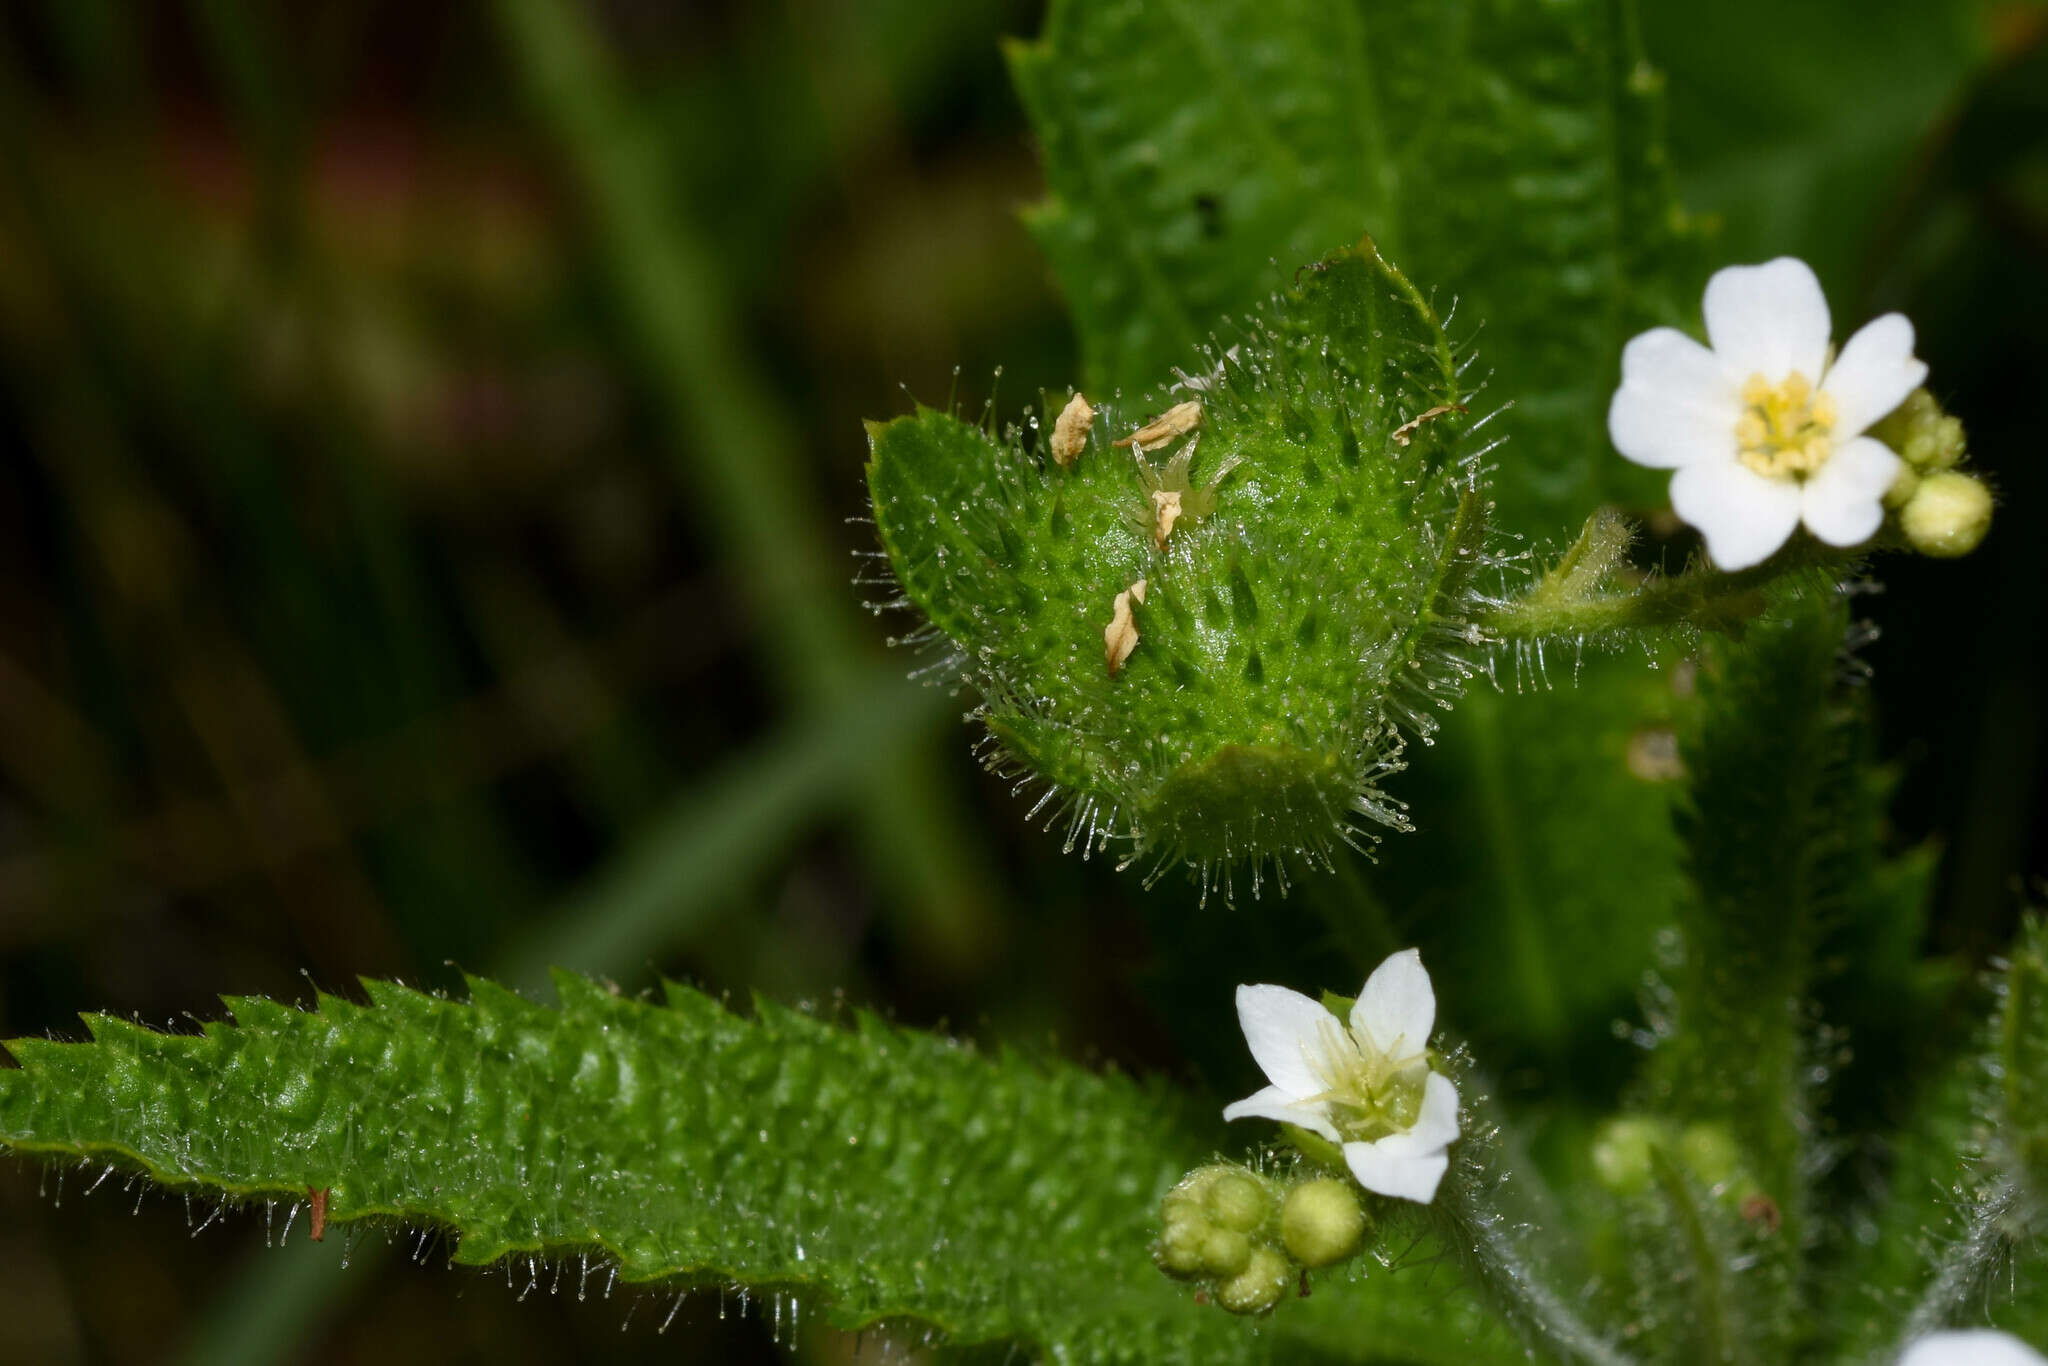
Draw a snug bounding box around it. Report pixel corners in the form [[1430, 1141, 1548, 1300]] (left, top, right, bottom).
[[1206, 1173, 1271, 1233], [1872, 389, 1967, 472], [1591, 1116, 1665, 1195], [1678, 1122, 1743, 1189], [1163, 1165, 1226, 1222], [1901, 471, 1993, 558], [1930, 416, 1966, 468], [1884, 464, 1920, 510], [1199, 1228, 1253, 1279], [1215, 1246, 1292, 1315], [1280, 1177, 1369, 1267], [1154, 1217, 1210, 1279]]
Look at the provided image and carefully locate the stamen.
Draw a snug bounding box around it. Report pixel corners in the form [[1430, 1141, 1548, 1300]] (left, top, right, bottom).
[[1736, 370, 1836, 480], [1298, 1016, 1430, 1143]]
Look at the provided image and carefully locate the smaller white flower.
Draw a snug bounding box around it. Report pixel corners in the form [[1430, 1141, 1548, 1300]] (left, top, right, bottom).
[[1898, 1330, 2048, 1366], [1609, 257, 1927, 570], [1223, 948, 1460, 1204]]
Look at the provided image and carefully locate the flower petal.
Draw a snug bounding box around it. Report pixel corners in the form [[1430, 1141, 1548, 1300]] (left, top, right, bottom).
[[1820, 313, 1927, 438], [1405, 1071, 1462, 1150], [1669, 459, 1804, 571], [1235, 983, 1336, 1098], [1898, 1330, 2048, 1366], [1351, 949, 1434, 1060], [1608, 328, 1742, 469], [1222, 1085, 1341, 1142], [1800, 435, 1902, 547], [1344, 1138, 1450, 1204], [1703, 257, 1831, 383]]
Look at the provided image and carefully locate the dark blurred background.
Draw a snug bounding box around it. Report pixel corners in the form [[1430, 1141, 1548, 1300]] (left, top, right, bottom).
[[0, 2, 2041, 1362]]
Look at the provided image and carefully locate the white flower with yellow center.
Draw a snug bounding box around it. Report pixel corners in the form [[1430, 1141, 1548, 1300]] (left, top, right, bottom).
[[1609, 257, 1927, 570], [1223, 949, 1460, 1203]]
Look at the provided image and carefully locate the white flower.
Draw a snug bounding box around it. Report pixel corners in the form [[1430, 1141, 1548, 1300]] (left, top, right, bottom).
[[1898, 1330, 2048, 1366], [1608, 257, 1927, 570], [1223, 948, 1460, 1204]]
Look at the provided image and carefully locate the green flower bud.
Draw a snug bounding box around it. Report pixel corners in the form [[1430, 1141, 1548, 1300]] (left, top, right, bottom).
[[1162, 1164, 1226, 1221], [1884, 464, 1919, 511], [1206, 1172, 1272, 1233], [1215, 1245, 1292, 1316], [1677, 1122, 1743, 1190], [1870, 389, 1967, 471], [1199, 1227, 1253, 1279], [1901, 471, 1993, 558], [1280, 1177, 1369, 1268], [1154, 1215, 1210, 1279], [1591, 1115, 1666, 1195]]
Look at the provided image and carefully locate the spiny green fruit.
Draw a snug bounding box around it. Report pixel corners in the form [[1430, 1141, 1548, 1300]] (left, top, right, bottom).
[[864, 240, 1496, 892]]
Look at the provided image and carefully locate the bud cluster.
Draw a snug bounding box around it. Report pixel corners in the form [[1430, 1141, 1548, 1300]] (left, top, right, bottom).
[[1154, 1162, 1372, 1314], [1875, 390, 1993, 558]]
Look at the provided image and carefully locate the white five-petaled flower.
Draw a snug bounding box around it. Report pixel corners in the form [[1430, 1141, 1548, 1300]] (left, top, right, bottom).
[[1223, 948, 1460, 1204], [1898, 1330, 2048, 1366], [1609, 257, 1927, 570]]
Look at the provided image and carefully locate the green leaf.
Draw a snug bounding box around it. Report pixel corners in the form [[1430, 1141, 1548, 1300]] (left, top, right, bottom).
[[866, 240, 1490, 878], [3, 975, 1256, 1361], [1999, 918, 2048, 1199], [1643, 0, 1988, 293], [1008, 0, 1694, 539], [1643, 583, 1939, 1357], [1366, 649, 1691, 1071], [1, 974, 1546, 1364], [1821, 919, 2048, 1356]]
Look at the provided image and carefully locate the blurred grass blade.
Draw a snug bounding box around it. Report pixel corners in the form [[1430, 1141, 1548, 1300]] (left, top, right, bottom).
[[498, 668, 951, 988], [491, 0, 998, 970]]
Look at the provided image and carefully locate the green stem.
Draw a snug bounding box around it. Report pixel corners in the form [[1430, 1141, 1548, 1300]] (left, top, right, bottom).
[[1649, 1146, 1735, 1366], [1894, 1175, 2022, 1351], [1480, 526, 1854, 642], [1430, 1170, 1636, 1366]]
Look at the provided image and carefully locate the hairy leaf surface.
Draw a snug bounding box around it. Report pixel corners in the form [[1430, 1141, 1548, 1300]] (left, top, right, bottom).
[[1008, 0, 1692, 539], [0, 974, 1522, 1364]]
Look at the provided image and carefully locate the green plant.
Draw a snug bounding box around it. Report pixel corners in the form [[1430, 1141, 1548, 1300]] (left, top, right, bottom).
[[2, 0, 2036, 1362]]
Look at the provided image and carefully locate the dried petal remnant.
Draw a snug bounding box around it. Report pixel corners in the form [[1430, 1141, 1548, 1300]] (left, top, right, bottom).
[[1152, 489, 1183, 547], [1050, 391, 1095, 467], [1391, 404, 1465, 447], [1104, 578, 1147, 675], [1114, 400, 1203, 452]]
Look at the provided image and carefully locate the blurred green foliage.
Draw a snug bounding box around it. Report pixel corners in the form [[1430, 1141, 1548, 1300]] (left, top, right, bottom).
[[0, 0, 2041, 1363]]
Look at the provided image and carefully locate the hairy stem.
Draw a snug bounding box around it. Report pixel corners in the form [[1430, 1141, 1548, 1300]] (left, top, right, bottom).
[[1430, 1166, 1636, 1366], [1479, 517, 1859, 642], [1895, 1176, 2023, 1350], [1650, 1147, 1736, 1366]]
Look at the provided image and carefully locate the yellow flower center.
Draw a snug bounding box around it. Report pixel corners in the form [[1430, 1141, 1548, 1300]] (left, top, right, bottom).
[[1736, 371, 1837, 480], [1303, 1019, 1428, 1143]]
